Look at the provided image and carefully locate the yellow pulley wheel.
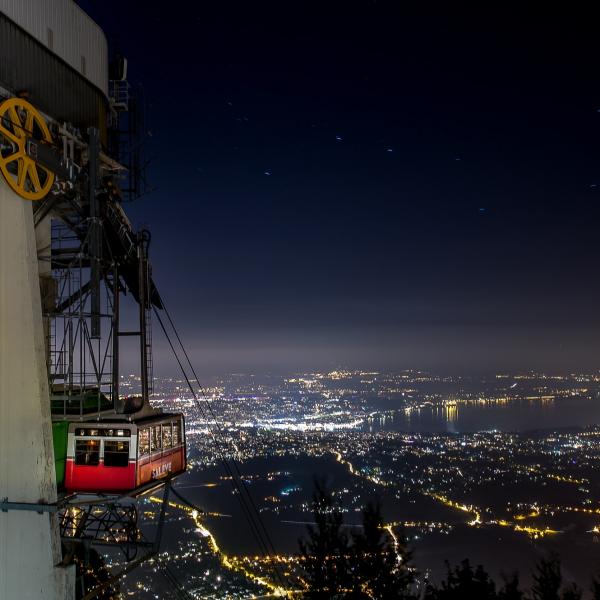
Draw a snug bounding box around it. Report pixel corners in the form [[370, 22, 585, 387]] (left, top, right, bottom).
[[0, 98, 55, 201]]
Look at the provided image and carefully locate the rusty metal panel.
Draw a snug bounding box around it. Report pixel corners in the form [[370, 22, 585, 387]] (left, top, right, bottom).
[[0, 0, 107, 95]]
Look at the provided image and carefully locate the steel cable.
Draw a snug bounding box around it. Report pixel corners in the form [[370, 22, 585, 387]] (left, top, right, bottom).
[[153, 306, 288, 591]]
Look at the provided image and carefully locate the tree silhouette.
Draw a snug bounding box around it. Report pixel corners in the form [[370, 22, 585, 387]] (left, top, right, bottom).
[[591, 575, 600, 600], [349, 501, 416, 599], [298, 480, 350, 598], [297, 484, 598, 600], [497, 572, 524, 600], [531, 554, 562, 600], [425, 559, 496, 600], [561, 582, 583, 600], [298, 484, 418, 598]]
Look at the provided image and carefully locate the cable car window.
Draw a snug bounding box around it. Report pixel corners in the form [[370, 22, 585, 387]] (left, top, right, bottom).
[[77, 428, 99, 436], [173, 421, 181, 446], [151, 425, 162, 451], [163, 423, 173, 448], [75, 439, 100, 466], [104, 441, 130, 467], [139, 428, 150, 456]]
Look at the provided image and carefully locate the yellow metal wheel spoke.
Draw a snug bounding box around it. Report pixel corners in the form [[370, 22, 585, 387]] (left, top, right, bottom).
[[0, 123, 20, 145], [41, 167, 53, 192], [0, 98, 54, 200], [16, 157, 26, 188], [7, 106, 24, 138], [0, 151, 22, 166], [24, 111, 34, 136], [27, 160, 42, 191]]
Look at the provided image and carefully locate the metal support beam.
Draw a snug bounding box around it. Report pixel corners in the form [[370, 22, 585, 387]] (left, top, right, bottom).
[[88, 127, 101, 339], [0, 499, 58, 513], [55, 281, 91, 314], [154, 479, 171, 553], [112, 264, 122, 412], [137, 232, 149, 403]]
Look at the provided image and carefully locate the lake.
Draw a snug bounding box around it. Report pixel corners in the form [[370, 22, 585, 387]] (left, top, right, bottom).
[[363, 395, 600, 433]]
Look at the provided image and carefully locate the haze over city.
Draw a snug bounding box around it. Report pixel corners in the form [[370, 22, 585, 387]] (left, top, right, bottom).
[[77, 1, 600, 376]]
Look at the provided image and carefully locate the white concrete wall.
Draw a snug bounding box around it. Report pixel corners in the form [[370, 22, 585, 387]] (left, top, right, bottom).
[[0, 0, 108, 95], [0, 185, 74, 599]]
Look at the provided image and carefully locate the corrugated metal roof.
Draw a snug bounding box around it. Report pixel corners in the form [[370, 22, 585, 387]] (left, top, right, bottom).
[[0, 0, 107, 95]]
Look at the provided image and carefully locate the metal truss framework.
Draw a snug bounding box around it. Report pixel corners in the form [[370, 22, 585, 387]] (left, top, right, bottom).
[[2, 480, 172, 600]]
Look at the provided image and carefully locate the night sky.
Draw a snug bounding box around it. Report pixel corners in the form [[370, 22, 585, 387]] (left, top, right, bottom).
[[78, 2, 600, 376]]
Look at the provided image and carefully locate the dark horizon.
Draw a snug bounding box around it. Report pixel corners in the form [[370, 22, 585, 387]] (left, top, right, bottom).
[[79, 1, 600, 377]]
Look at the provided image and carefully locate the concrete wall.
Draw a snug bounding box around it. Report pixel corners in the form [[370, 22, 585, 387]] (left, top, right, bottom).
[[0, 184, 74, 599]]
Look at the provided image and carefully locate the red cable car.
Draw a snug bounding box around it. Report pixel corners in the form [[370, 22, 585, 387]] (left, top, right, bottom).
[[64, 414, 186, 493]]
